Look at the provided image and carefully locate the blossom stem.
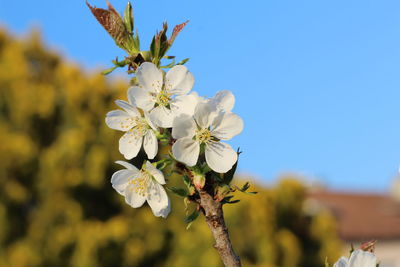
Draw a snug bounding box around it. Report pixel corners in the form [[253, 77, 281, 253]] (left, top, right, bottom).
[[198, 189, 241, 267]]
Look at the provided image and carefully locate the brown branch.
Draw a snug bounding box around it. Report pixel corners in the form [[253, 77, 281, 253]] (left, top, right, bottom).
[[199, 189, 241, 267]]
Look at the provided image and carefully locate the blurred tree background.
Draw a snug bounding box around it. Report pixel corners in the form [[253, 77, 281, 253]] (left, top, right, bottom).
[[0, 28, 342, 267]]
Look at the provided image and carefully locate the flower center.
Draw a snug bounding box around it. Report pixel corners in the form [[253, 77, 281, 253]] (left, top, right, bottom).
[[195, 128, 212, 144], [156, 90, 171, 107], [130, 117, 149, 137], [130, 171, 151, 196]]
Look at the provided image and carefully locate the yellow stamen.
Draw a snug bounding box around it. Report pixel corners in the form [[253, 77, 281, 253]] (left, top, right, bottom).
[[130, 117, 149, 137], [156, 90, 171, 107], [129, 171, 151, 196], [195, 128, 212, 144]]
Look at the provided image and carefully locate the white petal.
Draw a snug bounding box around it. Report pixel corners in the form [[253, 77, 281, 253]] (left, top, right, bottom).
[[189, 91, 207, 105], [170, 94, 198, 117], [348, 250, 376, 267], [146, 183, 171, 218], [128, 86, 155, 111], [150, 106, 175, 128], [115, 100, 140, 117], [144, 111, 157, 131], [165, 65, 194, 95], [136, 62, 163, 93], [211, 112, 244, 140], [143, 130, 158, 159], [111, 169, 134, 195], [194, 102, 217, 129], [172, 137, 200, 166], [145, 161, 165, 185], [105, 110, 135, 131], [119, 132, 143, 160], [125, 185, 146, 208], [115, 160, 139, 171], [334, 257, 349, 267], [211, 90, 235, 112], [172, 114, 196, 139], [205, 142, 237, 173]]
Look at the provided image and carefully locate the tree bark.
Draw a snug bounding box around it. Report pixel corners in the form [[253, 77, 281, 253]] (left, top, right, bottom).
[[199, 189, 241, 267]]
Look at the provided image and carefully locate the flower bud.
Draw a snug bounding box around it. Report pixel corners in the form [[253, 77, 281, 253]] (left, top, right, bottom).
[[360, 240, 377, 253], [192, 172, 205, 189]]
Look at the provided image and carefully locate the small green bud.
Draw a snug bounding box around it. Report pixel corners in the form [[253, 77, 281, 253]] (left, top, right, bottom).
[[192, 172, 206, 189]]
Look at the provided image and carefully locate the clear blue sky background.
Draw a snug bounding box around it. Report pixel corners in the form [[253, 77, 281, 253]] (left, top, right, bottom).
[[1, 0, 400, 192]]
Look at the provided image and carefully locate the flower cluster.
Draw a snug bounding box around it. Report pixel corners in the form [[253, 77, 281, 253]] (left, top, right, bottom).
[[106, 62, 243, 218]]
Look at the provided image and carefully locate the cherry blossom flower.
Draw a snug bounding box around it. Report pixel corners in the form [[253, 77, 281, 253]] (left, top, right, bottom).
[[111, 160, 171, 218], [172, 102, 243, 173], [209, 90, 235, 113], [191, 90, 235, 113], [128, 62, 197, 128], [334, 250, 377, 267], [105, 100, 158, 160]]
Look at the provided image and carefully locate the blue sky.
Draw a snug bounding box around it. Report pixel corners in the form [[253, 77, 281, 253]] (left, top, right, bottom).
[[1, 0, 400, 192]]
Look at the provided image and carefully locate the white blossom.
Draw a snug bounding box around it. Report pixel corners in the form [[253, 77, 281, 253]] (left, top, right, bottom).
[[111, 160, 171, 218], [334, 250, 377, 267], [209, 90, 235, 113], [105, 100, 158, 160], [172, 102, 243, 173], [191, 90, 235, 113], [128, 62, 197, 128]]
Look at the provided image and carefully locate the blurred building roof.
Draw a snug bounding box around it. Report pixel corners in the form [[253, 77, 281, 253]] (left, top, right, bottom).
[[309, 191, 400, 241]]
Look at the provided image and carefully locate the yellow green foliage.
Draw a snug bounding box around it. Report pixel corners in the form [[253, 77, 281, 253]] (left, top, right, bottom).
[[0, 28, 342, 267]]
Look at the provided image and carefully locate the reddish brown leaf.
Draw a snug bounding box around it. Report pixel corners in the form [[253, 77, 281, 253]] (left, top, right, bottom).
[[86, 1, 129, 50], [168, 20, 189, 45]]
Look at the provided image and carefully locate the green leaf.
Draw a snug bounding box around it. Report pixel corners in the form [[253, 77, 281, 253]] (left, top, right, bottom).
[[101, 65, 118, 75], [183, 197, 190, 210], [163, 55, 175, 59], [182, 175, 195, 195], [150, 36, 158, 60], [123, 2, 133, 34], [182, 175, 191, 187], [241, 182, 250, 191], [133, 32, 140, 51], [155, 158, 172, 170], [167, 186, 188, 197], [237, 182, 257, 195], [161, 59, 176, 69], [215, 184, 231, 201], [185, 209, 200, 229], [221, 195, 240, 204], [150, 22, 169, 65], [177, 58, 190, 65]]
